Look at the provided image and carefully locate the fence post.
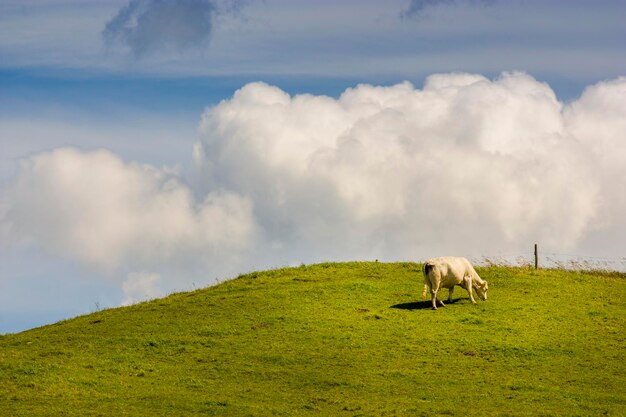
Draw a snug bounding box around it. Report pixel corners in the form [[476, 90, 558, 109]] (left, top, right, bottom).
[[534, 243, 538, 270]]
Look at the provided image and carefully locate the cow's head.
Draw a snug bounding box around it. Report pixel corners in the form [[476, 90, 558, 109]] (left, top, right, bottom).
[[475, 281, 488, 301]]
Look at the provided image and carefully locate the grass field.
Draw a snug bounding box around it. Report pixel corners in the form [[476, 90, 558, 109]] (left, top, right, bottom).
[[1, 262, 624, 416]]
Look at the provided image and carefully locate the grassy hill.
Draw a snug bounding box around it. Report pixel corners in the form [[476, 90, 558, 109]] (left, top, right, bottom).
[[1, 262, 624, 416]]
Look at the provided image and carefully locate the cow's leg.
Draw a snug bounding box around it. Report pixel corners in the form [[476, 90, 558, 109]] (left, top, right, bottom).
[[431, 288, 445, 309], [465, 278, 477, 304], [429, 269, 442, 310], [430, 287, 446, 309], [448, 286, 455, 303], [430, 288, 438, 310]]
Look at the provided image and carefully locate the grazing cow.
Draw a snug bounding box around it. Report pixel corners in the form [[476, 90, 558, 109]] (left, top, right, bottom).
[[422, 256, 488, 310]]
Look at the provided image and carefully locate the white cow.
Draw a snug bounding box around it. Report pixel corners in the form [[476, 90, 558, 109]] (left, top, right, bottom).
[[422, 256, 488, 310]]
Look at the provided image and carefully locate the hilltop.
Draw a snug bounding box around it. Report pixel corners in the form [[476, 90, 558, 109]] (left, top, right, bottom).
[[1, 262, 624, 416]]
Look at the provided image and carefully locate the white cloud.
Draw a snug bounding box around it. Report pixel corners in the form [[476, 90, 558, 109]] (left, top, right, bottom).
[[0, 147, 257, 275], [196, 72, 622, 262], [563, 77, 626, 238], [564, 77, 626, 173], [121, 272, 162, 306]]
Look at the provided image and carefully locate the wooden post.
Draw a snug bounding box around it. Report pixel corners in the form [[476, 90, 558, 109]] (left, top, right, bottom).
[[534, 243, 538, 270]]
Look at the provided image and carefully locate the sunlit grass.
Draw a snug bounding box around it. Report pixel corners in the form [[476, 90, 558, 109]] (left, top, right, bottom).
[[1, 262, 624, 416]]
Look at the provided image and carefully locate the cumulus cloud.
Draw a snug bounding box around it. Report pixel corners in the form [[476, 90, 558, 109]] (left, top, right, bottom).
[[196, 72, 624, 262], [103, 0, 248, 57], [0, 147, 256, 277], [563, 77, 626, 234], [121, 272, 163, 306]]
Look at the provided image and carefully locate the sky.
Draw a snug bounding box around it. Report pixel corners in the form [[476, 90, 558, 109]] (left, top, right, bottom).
[[1, 0, 625, 334]]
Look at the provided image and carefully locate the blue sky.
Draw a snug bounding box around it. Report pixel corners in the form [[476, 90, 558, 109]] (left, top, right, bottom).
[[1, 0, 625, 334]]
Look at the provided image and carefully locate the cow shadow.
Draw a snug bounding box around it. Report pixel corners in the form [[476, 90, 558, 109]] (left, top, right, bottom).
[[389, 301, 432, 310], [390, 299, 464, 311]]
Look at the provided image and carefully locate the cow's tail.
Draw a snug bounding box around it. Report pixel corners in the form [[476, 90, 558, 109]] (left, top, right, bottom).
[[422, 263, 433, 299]]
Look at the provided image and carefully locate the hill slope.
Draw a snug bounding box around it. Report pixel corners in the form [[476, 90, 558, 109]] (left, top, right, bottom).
[[1, 262, 625, 416]]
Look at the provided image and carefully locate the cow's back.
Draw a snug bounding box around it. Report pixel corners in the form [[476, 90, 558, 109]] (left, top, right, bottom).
[[424, 256, 470, 287]]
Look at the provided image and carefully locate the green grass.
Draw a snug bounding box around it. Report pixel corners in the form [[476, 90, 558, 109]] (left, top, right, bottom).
[[1, 262, 625, 416]]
